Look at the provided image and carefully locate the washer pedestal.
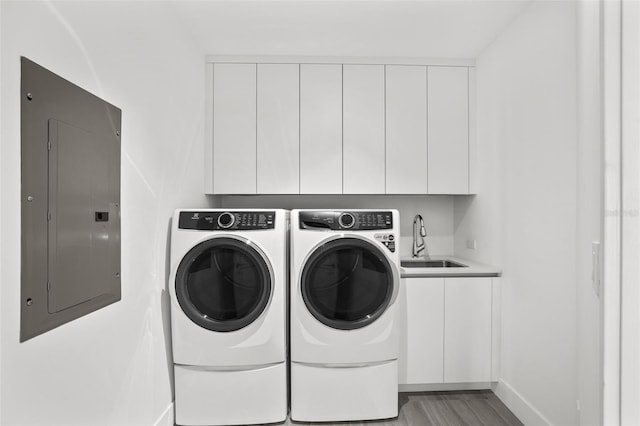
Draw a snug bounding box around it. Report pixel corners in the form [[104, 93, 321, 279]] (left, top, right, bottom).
[[290, 360, 398, 422], [175, 363, 287, 426]]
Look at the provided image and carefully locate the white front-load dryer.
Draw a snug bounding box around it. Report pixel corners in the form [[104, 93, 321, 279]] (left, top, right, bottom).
[[289, 209, 401, 422], [169, 209, 288, 426]]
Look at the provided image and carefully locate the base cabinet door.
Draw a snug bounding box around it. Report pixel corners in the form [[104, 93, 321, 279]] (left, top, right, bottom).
[[443, 277, 492, 383], [399, 278, 444, 385]]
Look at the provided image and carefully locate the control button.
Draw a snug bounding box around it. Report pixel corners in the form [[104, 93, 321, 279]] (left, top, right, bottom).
[[389, 235, 395, 241], [217, 212, 235, 229], [338, 212, 355, 229]]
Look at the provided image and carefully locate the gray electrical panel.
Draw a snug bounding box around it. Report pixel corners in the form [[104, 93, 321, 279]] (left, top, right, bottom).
[[21, 57, 121, 341]]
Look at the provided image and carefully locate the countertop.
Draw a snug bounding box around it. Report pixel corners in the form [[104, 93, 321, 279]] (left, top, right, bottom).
[[400, 255, 501, 278]]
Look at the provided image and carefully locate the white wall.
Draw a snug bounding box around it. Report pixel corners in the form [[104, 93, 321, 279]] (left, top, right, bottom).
[[0, 2, 209, 424], [453, 2, 578, 425], [576, 2, 604, 424], [220, 195, 455, 258]]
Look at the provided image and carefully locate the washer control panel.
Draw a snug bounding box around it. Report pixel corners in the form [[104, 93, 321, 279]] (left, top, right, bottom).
[[178, 211, 276, 230], [299, 211, 393, 231]]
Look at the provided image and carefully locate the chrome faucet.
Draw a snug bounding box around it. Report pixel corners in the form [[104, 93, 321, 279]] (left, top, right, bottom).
[[412, 214, 427, 258]]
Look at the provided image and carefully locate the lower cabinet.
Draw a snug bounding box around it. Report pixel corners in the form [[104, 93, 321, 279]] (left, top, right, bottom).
[[443, 277, 493, 382], [399, 276, 497, 386], [399, 278, 444, 384]]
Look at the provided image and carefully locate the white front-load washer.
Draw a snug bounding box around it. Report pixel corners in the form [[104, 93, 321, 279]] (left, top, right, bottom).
[[289, 209, 401, 422], [169, 209, 288, 426]]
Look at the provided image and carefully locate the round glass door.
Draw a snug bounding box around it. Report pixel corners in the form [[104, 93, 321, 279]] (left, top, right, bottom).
[[175, 237, 272, 332], [301, 238, 394, 330]]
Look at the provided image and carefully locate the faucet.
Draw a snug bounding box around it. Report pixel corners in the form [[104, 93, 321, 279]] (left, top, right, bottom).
[[412, 214, 427, 258]]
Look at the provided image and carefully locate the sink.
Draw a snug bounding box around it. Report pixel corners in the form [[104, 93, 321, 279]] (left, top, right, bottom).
[[401, 259, 467, 268]]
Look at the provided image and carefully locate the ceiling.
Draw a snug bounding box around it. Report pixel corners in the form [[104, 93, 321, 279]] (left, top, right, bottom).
[[169, 0, 531, 59]]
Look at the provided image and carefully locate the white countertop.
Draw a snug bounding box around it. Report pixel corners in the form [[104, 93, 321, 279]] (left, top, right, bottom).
[[400, 255, 501, 278]]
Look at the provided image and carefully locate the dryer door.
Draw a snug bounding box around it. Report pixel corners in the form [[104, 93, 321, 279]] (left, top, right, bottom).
[[301, 237, 395, 330], [175, 237, 272, 332]]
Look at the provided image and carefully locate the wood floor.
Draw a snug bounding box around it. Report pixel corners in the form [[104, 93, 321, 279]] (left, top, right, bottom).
[[280, 391, 523, 426]]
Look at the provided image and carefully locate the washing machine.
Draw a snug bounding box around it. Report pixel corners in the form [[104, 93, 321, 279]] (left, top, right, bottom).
[[169, 209, 288, 426], [289, 209, 401, 422]]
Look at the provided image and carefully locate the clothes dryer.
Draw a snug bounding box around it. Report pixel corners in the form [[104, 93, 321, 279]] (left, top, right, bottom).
[[169, 209, 288, 426], [289, 209, 401, 422]]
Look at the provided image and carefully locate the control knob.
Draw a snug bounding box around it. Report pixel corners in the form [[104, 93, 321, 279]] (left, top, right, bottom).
[[217, 212, 235, 229], [338, 212, 355, 229]]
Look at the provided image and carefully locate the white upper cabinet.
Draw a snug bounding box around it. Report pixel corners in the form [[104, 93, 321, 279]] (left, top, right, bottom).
[[343, 65, 386, 194], [468, 68, 477, 195], [212, 63, 257, 194], [256, 64, 300, 194], [207, 60, 474, 195], [299, 64, 343, 194], [385, 66, 428, 194], [428, 66, 469, 194]]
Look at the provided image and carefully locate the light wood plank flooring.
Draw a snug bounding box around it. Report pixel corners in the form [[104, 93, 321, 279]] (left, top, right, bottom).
[[279, 391, 523, 426]]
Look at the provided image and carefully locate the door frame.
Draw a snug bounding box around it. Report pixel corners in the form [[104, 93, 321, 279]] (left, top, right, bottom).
[[602, 1, 621, 424], [619, 1, 640, 424], [601, 1, 640, 424]]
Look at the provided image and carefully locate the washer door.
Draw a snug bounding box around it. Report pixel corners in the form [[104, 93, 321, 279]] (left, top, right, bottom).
[[301, 237, 395, 330], [175, 237, 272, 332]]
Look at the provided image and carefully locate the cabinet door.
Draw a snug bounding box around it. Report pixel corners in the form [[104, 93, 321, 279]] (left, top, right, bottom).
[[427, 66, 469, 194], [299, 64, 342, 194], [343, 65, 385, 194], [213, 64, 256, 194], [399, 278, 444, 385], [385, 65, 427, 194], [257, 64, 299, 194], [444, 277, 492, 383]]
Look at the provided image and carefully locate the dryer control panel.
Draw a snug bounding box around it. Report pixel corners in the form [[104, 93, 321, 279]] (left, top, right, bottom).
[[178, 211, 276, 230], [299, 211, 393, 231]]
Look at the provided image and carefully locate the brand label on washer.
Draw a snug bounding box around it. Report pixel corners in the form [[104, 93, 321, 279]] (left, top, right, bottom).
[[374, 233, 396, 253]]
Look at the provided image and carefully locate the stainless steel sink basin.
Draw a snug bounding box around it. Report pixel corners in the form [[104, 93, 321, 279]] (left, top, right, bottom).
[[401, 259, 467, 268]]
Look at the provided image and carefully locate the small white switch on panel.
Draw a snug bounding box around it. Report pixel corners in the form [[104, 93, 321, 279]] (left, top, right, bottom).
[[466, 239, 477, 250]]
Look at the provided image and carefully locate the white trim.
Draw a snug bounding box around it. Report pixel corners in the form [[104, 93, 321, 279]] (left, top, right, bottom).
[[399, 382, 494, 393], [620, 1, 640, 423], [602, 0, 622, 424], [493, 379, 552, 426], [153, 402, 174, 426], [206, 55, 475, 67]]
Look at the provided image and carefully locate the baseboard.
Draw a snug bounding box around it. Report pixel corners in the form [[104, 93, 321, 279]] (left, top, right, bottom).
[[399, 382, 493, 392], [154, 402, 174, 426], [493, 380, 552, 426]]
